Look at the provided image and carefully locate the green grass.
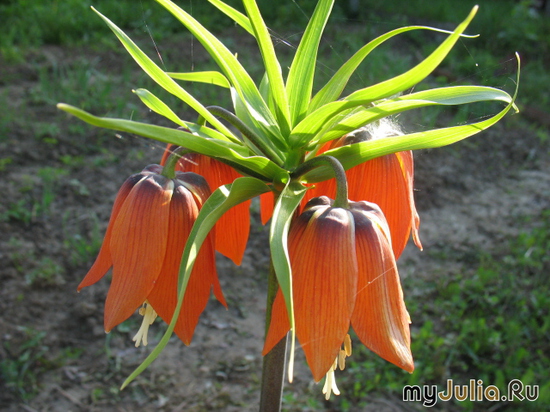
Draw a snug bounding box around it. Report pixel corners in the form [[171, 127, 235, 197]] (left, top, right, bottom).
[[62, 211, 103, 266], [0, 0, 318, 60], [1, 167, 68, 225], [0, 327, 84, 400], [358, 0, 549, 52], [7, 236, 66, 286], [0, 328, 49, 400], [333, 210, 550, 411], [0, 0, 179, 55], [30, 59, 139, 116]]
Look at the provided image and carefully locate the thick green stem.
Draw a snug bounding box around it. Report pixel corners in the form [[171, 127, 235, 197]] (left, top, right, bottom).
[[259, 260, 287, 412], [291, 155, 349, 208]]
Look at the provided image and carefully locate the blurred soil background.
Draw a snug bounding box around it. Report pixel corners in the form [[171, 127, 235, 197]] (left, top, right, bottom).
[[0, 0, 549, 411]]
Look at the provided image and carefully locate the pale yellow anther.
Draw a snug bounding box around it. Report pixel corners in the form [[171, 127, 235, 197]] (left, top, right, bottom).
[[338, 349, 346, 370], [132, 302, 158, 347], [344, 333, 352, 357]]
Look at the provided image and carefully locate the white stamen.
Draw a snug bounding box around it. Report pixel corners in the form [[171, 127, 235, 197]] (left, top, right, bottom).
[[322, 360, 340, 400], [321, 335, 353, 399], [132, 302, 158, 347]]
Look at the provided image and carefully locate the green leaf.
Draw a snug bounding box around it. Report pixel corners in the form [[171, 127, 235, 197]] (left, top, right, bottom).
[[91, 7, 236, 140], [132, 88, 240, 144], [230, 87, 288, 162], [269, 180, 308, 381], [167, 71, 230, 88], [243, 0, 290, 134], [207, 0, 254, 36], [314, 85, 516, 145], [303, 94, 517, 183], [132, 88, 187, 128], [154, 0, 286, 148], [309, 25, 477, 113], [286, 0, 334, 126], [303, 52, 521, 182], [259, 72, 271, 108], [121, 177, 270, 389], [57, 104, 288, 182], [290, 6, 480, 148]]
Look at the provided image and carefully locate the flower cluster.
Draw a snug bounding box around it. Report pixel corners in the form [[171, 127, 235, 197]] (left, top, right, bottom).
[[78, 163, 226, 346], [81, 118, 422, 398]]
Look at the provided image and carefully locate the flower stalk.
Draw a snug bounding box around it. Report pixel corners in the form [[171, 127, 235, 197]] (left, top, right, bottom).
[[161, 146, 191, 179], [291, 155, 349, 209]]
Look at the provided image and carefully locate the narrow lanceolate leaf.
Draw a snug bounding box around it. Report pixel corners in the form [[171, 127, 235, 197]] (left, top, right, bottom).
[[154, 0, 286, 148], [309, 25, 477, 113], [269, 181, 308, 381], [167, 71, 231, 88], [290, 5, 480, 148], [286, 0, 334, 127], [132, 88, 188, 129], [57, 104, 288, 182], [207, 0, 254, 36], [133, 88, 240, 145], [90, 7, 236, 140], [243, 0, 290, 134], [313, 85, 516, 145], [121, 177, 271, 389]]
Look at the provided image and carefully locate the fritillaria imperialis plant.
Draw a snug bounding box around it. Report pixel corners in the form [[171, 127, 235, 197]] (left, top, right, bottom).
[[58, 0, 518, 408]]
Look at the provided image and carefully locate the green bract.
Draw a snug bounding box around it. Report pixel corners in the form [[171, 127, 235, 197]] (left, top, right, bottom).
[[57, 0, 518, 387]]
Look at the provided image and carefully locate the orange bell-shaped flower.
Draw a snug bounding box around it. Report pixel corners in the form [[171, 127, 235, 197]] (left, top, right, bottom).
[[306, 127, 422, 259], [78, 164, 226, 345], [263, 196, 413, 383], [161, 144, 250, 265]]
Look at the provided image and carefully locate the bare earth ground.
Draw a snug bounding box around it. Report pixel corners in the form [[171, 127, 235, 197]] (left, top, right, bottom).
[[0, 38, 549, 412]]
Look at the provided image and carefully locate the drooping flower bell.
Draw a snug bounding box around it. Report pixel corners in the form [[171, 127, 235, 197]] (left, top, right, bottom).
[[78, 164, 226, 345], [161, 144, 251, 265], [305, 123, 422, 259], [263, 196, 413, 394]]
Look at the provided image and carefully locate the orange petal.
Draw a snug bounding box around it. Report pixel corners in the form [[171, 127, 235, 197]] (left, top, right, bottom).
[[170, 153, 251, 265], [349, 154, 412, 258], [203, 158, 250, 265], [349, 201, 414, 373], [260, 191, 274, 225], [289, 199, 358, 382], [262, 289, 291, 356], [307, 152, 418, 259], [177, 172, 227, 309], [78, 173, 147, 291], [213, 198, 250, 265], [104, 175, 173, 332], [396, 151, 422, 251], [146, 179, 222, 345]]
